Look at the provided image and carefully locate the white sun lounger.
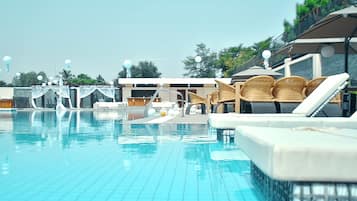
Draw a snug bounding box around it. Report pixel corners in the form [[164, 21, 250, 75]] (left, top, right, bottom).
[[210, 114, 357, 129], [209, 73, 350, 129], [236, 126, 357, 182]]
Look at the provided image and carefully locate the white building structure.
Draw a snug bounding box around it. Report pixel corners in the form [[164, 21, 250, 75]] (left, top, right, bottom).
[[118, 78, 231, 106]]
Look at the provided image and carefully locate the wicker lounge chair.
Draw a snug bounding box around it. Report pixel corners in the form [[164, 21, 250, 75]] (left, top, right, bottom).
[[185, 92, 207, 114], [305, 77, 326, 96], [216, 79, 235, 103], [210, 91, 218, 105], [239, 75, 276, 113], [207, 91, 219, 113], [306, 77, 342, 117], [214, 80, 236, 113], [272, 76, 307, 113], [208, 73, 350, 130]]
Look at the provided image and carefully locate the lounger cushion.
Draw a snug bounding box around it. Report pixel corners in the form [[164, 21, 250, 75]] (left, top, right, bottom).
[[209, 114, 357, 129], [236, 126, 357, 182]]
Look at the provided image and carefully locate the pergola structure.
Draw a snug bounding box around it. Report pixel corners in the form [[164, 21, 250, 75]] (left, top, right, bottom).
[[31, 85, 72, 109], [74, 86, 116, 108], [31, 85, 116, 109]]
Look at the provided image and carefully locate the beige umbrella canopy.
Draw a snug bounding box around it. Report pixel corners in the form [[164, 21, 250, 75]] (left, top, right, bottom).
[[276, 37, 357, 55], [295, 6, 357, 73], [299, 6, 357, 39], [231, 66, 282, 83]]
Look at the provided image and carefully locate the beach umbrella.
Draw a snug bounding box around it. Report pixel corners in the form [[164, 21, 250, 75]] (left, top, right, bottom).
[[231, 66, 282, 83], [277, 37, 357, 55], [299, 6, 357, 39], [296, 5, 357, 73]]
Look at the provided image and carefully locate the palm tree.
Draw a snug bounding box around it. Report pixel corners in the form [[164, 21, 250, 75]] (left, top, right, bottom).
[[60, 69, 75, 85]]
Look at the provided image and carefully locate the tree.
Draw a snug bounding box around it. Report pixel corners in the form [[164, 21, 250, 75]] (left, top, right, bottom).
[[117, 61, 161, 78], [133, 61, 161, 78], [216, 46, 242, 77], [96, 74, 106, 85], [183, 43, 218, 78], [130, 65, 142, 78], [216, 38, 272, 77], [118, 67, 127, 78], [225, 47, 256, 77], [0, 80, 7, 87], [60, 69, 75, 85], [37, 71, 48, 83], [252, 37, 272, 57], [139, 61, 161, 78], [12, 71, 48, 87], [71, 74, 96, 85], [282, 20, 296, 42], [283, 0, 350, 42]]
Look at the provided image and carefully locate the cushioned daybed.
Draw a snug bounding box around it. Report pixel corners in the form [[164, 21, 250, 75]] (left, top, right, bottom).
[[236, 125, 357, 201]]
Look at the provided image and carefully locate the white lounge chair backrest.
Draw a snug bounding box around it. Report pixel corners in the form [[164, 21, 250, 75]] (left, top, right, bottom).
[[292, 73, 349, 117]]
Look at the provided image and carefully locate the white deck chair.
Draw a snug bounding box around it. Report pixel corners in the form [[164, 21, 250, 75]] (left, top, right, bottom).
[[209, 73, 350, 129]]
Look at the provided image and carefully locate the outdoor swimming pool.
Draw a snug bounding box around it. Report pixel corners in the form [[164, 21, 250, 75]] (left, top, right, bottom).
[[0, 111, 263, 201]]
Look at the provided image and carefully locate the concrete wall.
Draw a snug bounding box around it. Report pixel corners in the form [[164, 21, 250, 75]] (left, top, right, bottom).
[[0, 87, 14, 99], [14, 87, 32, 97], [14, 87, 32, 108]]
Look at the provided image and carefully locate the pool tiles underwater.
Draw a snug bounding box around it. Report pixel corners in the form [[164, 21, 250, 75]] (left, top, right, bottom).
[[0, 112, 263, 201]]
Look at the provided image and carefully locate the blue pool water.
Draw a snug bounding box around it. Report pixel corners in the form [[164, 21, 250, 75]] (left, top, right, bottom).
[[0, 111, 263, 201]]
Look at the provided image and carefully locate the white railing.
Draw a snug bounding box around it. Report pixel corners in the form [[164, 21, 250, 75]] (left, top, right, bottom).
[[274, 53, 322, 78]]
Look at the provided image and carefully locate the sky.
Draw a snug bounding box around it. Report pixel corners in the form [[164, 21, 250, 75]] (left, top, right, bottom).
[[0, 0, 303, 82]]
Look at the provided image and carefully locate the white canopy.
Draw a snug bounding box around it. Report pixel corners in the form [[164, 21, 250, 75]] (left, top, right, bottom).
[[31, 85, 72, 109], [76, 86, 116, 108]]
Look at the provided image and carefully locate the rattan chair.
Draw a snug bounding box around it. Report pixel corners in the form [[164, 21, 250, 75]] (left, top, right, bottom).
[[273, 76, 307, 101], [207, 91, 218, 113], [215, 80, 235, 103], [185, 92, 207, 114], [210, 91, 219, 105], [273, 76, 307, 113], [305, 77, 342, 117], [240, 76, 275, 102], [214, 80, 236, 113], [305, 77, 341, 103], [305, 77, 326, 97], [239, 75, 277, 113]]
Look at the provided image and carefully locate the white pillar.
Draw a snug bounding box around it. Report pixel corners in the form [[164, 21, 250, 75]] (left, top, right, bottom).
[[186, 83, 190, 103], [76, 87, 81, 108], [312, 54, 322, 78], [284, 58, 292, 77]]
